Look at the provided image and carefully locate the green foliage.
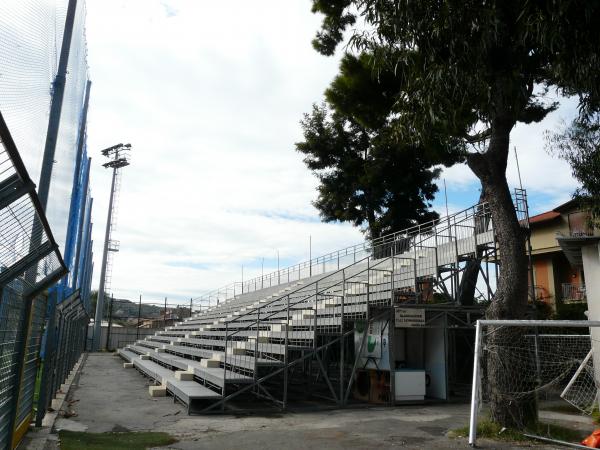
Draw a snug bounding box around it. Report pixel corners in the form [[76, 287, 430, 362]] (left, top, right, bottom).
[[90, 290, 97, 314], [592, 407, 600, 425], [547, 116, 600, 226], [297, 53, 460, 239], [533, 301, 553, 320], [311, 0, 355, 56], [59, 431, 177, 450], [311, 1, 600, 128], [309, 0, 600, 187], [554, 302, 588, 321]]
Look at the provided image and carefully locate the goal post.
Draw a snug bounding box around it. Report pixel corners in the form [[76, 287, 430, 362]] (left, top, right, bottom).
[[469, 320, 600, 447]]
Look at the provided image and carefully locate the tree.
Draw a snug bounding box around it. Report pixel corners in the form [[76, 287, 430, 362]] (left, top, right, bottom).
[[90, 289, 98, 314], [297, 53, 458, 242], [548, 116, 600, 226], [310, 0, 600, 428]]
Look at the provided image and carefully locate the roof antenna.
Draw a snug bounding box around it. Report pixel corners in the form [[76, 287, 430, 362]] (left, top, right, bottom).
[[514, 146, 524, 191], [443, 178, 450, 218]]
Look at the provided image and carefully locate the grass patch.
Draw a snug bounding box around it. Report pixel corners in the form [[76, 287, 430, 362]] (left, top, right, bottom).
[[449, 419, 584, 443], [59, 431, 178, 450]]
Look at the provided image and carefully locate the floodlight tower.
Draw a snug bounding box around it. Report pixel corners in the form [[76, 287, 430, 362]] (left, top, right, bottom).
[[92, 143, 131, 350]]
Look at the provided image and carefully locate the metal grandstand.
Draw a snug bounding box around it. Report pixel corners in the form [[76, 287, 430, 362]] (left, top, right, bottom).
[[119, 189, 530, 413]]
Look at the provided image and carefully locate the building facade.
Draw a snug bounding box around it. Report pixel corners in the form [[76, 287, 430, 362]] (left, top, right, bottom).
[[529, 199, 596, 307]]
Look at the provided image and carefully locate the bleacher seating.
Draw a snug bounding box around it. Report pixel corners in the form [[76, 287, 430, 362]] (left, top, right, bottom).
[[118, 201, 498, 413]]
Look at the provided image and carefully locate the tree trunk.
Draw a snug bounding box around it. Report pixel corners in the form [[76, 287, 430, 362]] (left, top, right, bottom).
[[457, 192, 487, 306], [457, 259, 479, 306], [467, 116, 533, 428]]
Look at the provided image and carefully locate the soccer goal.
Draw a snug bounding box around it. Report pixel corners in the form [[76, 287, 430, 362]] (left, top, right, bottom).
[[469, 320, 600, 447]]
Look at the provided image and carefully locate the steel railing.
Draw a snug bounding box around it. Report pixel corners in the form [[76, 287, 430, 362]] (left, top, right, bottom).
[[191, 196, 503, 310], [562, 283, 586, 303]]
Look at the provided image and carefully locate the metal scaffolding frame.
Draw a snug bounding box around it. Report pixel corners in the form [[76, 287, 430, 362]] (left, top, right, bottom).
[[119, 191, 533, 414]]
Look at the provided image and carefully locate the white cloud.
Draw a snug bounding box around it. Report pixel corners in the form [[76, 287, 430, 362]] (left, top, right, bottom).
[[85, 0, 363, 302], [85, 1, 581, 302]]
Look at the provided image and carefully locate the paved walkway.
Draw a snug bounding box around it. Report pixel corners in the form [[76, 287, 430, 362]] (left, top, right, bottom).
[[51, 353, 558, 449]]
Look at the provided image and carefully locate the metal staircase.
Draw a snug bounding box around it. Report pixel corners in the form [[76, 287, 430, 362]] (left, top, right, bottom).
[[118, 191, 529, 413]]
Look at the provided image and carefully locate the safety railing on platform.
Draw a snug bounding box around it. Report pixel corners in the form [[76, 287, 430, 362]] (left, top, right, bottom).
[[192, 194, 502, 311]]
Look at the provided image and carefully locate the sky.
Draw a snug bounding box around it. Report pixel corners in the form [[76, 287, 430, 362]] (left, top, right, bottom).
[[84, 0, 581, 304]]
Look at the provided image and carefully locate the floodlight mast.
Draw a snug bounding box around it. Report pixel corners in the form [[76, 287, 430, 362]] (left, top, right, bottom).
[[92, 143, 131, 351]]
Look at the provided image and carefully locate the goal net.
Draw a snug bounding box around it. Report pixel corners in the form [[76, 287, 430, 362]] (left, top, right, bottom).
[[469, 320, 600, 446]]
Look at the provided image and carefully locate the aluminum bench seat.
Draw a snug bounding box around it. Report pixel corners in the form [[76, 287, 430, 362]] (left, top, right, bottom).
[[132, 358, 221, 403], [133, 356, 175, 382], [118, 348, 137, 362], [145, 351, 253, 387], [128, 344, 154, 355], [138, 340, 162, 349], [185, 362, 253, 387], [147, 335, 173, 343], [162, 344, 214, 359], [166, 378, 220, 404], [159, 344, 281, 371]]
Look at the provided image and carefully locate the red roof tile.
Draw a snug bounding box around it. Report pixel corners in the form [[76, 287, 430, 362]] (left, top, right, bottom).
[[529, 210, 561, 225]]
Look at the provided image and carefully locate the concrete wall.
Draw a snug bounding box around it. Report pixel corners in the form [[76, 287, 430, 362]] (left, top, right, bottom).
[[532, 256, 556, 302], [87, 325, 157, 351], [581, 243, 600, 380], [530, 219, 569, 255]]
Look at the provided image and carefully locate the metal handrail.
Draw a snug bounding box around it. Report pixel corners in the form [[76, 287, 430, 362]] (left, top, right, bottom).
[[220, 254, 399, 394], [223, 254, 398, 340], [193, 198, 496, 309]]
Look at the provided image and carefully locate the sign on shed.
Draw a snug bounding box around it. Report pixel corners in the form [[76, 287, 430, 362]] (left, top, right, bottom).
[[394, 308, 425, 328]]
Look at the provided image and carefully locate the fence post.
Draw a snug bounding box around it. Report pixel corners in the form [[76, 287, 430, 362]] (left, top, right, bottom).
[[254, 308, 260, 381], [6, 290, 36, 449], [283, 294, 289, 409], [35, 292, 57, 426], [468, 320, 483, 447], [105, 295, 114, 351], [340, 270, 345, 404], [223, 322, 228, 411], [164, 297, 167, 328], [136, 295, 141, 340], [189, 297, 193, 318]]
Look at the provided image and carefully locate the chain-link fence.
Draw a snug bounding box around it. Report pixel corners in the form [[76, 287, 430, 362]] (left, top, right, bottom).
[[0, 115, 67, 449], [0, 0, 92, 448]]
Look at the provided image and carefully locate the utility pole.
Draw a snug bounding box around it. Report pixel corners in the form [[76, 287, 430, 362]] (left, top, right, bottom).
[[93, 143, 131, 350], [33, 0, 78, 428]]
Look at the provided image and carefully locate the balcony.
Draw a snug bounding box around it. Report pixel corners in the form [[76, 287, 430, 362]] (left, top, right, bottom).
[[562, 283, 586, 304]]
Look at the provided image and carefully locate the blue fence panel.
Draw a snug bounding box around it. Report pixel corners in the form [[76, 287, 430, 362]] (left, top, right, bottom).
[[45, 0, 89, 250]]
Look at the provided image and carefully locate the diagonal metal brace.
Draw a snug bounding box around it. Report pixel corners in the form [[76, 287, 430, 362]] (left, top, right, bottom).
[[0, 240, 56, 287], [23, 266, 68, 299], [0, 174, 35, 211]]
